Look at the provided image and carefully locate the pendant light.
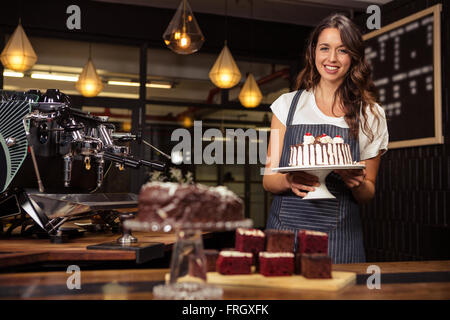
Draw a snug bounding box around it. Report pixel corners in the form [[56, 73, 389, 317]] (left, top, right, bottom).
[[76, 45, 103, 97], [162, 0, 205, 55], [239, 73, 262, 108], [209, 0, 241, 88], [239, 1, 262, 108], [0, 21, 37, 72]]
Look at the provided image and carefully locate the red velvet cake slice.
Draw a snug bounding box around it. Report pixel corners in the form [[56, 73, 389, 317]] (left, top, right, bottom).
[[301, 254, 332, 279], [216, 250, 252, 275], [259, 252, 294, 277], [265, 229, 295, 252], [235, 228, 265, 264], [297, 230, 328, 254]]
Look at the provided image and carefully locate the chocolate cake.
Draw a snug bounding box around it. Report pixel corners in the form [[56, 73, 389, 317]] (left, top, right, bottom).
[[297, 230, 328, 254], [137, 182, 244, 224], [259, 252, 294, 277], [265, 229, 295, 252], [235, 228, 265, 264], [301, 254, 332, 279], [204, 249, 219, 272], [289, 133, 353, 166], [216, 250, 252, 275]]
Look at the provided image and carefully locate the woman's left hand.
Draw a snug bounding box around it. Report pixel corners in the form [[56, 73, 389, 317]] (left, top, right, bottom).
[[333, 161, 366, 189]]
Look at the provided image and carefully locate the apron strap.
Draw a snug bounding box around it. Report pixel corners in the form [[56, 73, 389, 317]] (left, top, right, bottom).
[[286, 89, 304, 126]]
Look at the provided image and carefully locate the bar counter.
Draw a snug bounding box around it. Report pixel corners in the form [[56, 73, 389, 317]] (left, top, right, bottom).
[[0, 261, 449, 299]]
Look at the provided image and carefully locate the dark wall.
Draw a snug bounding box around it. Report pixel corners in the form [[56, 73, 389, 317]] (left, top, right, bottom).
[[0, 0, 312, 64], [355, 0, 450, 261]]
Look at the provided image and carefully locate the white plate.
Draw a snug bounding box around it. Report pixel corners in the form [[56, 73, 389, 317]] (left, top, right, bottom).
[[271, 163, 365, 200], [272, 163, 365, 173]]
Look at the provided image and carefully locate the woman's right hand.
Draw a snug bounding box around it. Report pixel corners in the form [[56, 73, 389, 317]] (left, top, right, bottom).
[[286, 171, 320, 198]]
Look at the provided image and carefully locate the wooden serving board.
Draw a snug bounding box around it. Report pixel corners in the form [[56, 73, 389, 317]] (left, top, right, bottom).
[[166, 271, 356, 292], [206, 271, 356, 291]]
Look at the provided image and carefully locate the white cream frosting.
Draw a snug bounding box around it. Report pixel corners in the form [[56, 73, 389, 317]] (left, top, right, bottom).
[[259, 252, 294, 258], [328, 144, 334, 165], [303, 134, 315, 144], [219, 251, 252, 258], [319, 135, 333, 144], [315, 144, 323, 165], [289, 134, 353, 167], [237, 228, 265, 237], [297, 146, 303, 166], [303, 230, 327, 236]]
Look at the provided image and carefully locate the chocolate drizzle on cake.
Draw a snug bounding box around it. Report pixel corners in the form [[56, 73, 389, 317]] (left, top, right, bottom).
[[289, 133, 353, 166]]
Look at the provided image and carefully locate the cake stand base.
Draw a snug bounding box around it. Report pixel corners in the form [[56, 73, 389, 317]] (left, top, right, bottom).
[[168, 229, 208, 283], [302, 169, 335, 200], [155, 229, 223, 300], [153, 282, 223, 300]]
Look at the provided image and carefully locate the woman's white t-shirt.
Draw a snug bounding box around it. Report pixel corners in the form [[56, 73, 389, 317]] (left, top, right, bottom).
[[270, 90, 389, 160]]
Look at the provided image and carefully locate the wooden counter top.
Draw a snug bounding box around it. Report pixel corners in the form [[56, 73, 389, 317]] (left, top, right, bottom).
[[0, 261, 448, 300], [0, 232, 180, 267]]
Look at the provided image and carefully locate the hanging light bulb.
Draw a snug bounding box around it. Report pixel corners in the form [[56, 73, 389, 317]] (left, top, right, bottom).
[[239, 73, 262, 108], [162, 0, 204, 54], [209, 43, 241, 89], [0, 22, 37, 72], [76, 57, 103, 97]]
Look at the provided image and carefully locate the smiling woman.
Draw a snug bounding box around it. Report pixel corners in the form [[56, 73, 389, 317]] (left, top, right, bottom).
[[315, 28, 351, 85], [263, 13, 389, 264]]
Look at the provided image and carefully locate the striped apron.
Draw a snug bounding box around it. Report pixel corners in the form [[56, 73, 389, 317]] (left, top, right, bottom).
[[266, 90, 366, 263]]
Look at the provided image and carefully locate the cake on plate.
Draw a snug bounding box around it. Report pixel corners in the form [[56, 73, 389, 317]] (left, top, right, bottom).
[[137, 182, 244, 224], [216, 250, 253, 275], [289, 133, 353, 167], [259, 252, 294, 276]]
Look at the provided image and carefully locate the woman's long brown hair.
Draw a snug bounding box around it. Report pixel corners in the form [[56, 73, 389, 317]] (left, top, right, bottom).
[[295, 14, 381, 142]]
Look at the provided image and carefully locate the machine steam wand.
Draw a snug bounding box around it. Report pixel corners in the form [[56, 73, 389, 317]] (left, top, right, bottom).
[[23, 116, 45, 192]]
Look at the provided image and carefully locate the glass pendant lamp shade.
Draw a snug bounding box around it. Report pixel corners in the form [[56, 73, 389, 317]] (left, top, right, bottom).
[[162, 0, 204, 55], [239, 73, 262, 108], [209, 44, 241, 89], [0, 23, 37, 72], [76, 58, 103, 97]]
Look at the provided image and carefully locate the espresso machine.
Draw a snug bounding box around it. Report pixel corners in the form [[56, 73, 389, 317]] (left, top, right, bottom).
[[0, 89, 166, 245]]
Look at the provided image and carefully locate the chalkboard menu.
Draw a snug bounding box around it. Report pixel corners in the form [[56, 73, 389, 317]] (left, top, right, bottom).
[[363, 4, 443, 148]]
